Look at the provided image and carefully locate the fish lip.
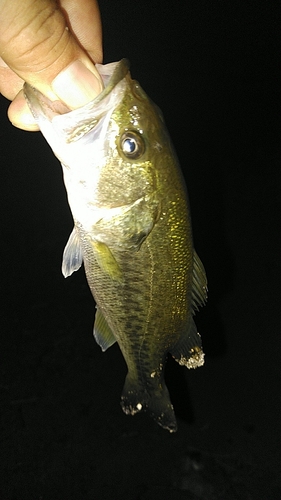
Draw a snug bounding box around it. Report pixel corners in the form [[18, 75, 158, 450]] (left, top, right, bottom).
[[23, 85, 71, 119], [94, 58, 130, 105], [24, 58, 130, 121], [24, 59, 131, 143]]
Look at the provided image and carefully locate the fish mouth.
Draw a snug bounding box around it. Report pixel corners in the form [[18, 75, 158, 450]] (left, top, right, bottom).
[[23, 59, 130, 140]]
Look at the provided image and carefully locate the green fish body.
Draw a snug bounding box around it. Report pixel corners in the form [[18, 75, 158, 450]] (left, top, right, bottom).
[[24, 60, 207, 432]]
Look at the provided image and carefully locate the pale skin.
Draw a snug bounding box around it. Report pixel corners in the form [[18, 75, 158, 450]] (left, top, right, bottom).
[[0, 0, 103, 130]]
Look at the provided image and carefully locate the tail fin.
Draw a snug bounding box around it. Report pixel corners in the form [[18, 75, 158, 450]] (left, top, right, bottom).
[[120, 374, 177, 433]]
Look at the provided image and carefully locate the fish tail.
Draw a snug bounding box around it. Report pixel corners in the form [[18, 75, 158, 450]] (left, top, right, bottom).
[[120, 374, 177, 433]]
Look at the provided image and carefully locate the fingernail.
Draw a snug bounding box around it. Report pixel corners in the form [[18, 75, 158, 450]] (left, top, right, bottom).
[[51, 60, 103, 109]]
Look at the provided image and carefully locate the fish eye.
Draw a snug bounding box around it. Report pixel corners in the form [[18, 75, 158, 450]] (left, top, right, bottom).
[[120, 131, 145, 159]]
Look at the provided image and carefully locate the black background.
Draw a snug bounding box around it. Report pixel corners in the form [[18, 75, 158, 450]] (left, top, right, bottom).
[[0, 1, 280, 499]]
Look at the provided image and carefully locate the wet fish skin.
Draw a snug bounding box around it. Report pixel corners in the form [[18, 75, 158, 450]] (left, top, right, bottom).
[[24, 60, 207, 432]]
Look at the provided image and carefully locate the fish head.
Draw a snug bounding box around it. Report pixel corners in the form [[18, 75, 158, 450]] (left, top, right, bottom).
[[24, 60, 169, 234]]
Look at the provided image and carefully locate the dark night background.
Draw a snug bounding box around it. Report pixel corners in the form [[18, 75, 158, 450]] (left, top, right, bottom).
[[0, 1, 280, 499]]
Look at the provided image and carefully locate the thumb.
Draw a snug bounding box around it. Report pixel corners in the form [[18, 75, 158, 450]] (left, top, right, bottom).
[[0, 0, 103, 127]]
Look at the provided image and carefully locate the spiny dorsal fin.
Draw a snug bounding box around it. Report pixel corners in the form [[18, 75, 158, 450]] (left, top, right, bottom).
[[93, 307, 116, 352], [191, 250, 208, 313]]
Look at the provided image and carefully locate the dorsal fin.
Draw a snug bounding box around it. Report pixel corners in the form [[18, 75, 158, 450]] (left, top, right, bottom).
[[191, 250, 208, 313], [169, 318, 204, 369]]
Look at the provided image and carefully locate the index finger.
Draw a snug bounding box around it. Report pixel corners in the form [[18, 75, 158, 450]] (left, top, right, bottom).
[[0, 0, 103, 101]]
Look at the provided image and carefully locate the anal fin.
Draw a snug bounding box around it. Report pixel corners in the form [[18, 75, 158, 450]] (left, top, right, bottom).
[[93, 307, 116, 352]]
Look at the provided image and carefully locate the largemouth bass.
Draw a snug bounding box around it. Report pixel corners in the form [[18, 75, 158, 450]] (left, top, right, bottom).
[[24, 59, 207, 432]]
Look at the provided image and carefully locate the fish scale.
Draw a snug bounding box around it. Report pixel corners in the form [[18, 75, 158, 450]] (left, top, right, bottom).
[[24, 59, 207, 432]]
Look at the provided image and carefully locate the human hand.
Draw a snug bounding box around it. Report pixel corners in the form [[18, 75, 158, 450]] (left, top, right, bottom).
[[0, 0, 103, 131]]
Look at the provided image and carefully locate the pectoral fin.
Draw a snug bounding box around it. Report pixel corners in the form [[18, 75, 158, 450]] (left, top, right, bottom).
[[93, 307, 116, 351], [93, 195, 161, 251], [62, 227, 83, 278], [91, 240, 122, 281]]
